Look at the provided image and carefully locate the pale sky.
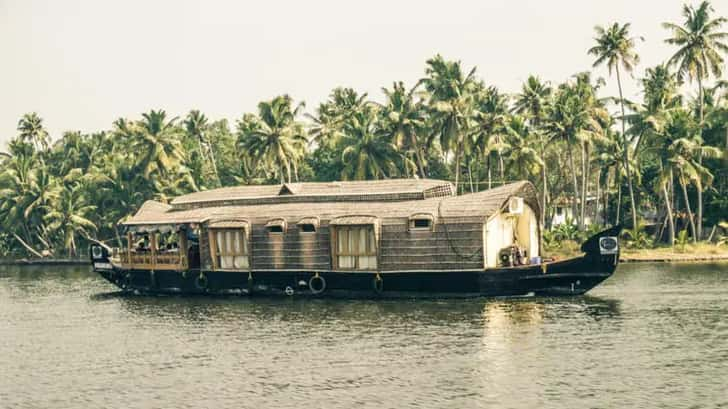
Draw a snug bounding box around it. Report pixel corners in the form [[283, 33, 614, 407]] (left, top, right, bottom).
[[1, 0, 727, 145]]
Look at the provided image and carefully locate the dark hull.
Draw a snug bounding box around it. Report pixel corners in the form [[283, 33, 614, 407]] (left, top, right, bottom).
[[93, 252, 618, 298]]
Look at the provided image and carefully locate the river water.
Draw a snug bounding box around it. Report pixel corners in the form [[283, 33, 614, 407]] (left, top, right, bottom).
[[1, 263, 727, 409]]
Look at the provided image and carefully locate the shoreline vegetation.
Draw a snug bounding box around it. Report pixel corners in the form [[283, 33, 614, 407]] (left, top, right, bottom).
[[544, 242, 728, 263], [1, 1, 727, 262]]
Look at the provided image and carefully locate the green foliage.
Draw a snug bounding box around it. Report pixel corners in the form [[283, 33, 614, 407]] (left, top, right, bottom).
[[622, 225, 654, 249], [0, 1, 727, 257]]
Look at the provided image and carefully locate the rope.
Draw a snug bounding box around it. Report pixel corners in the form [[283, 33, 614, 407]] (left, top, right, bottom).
[[437, 199, 483, 261]]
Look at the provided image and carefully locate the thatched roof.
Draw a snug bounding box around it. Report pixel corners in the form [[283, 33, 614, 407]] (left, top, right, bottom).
[[123, 181, 540, 228], [170, 179, 456, 209]]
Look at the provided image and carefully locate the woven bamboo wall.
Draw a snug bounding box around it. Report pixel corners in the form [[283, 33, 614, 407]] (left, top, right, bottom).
[[199, 219, 484, 272], [249, 224, 332, 271], [379, 221, 484, 271]]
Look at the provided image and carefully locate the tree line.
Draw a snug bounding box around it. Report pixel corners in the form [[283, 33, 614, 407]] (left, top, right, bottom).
[[1, 1, 726, 257]]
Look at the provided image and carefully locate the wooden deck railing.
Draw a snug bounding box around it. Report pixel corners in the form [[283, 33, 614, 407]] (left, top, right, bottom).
[[115, 249, 187, 270]]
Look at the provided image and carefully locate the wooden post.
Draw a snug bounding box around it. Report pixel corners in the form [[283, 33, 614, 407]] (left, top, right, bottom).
[[208, 229, 218, 270], [151, 232, 157, 270], [127, 232, 132, 268], [179, 231, 188, 269]]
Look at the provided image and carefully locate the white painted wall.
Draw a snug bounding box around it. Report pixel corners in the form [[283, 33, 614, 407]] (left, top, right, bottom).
[[484, 202, 540, 268]]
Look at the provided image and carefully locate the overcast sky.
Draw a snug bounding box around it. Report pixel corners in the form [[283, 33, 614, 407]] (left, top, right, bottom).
[[1, 0, 727, 145]]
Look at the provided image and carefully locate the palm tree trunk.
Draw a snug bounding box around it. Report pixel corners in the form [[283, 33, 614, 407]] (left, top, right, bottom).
[[579, 141, 588, 230], [604, 171, 610, 226], [566, 140, 580, 226], [13, 232, 44, 258], [468, 161, 474, 193], [616, 66, 638, 230], [679, 176, 697, 243], [487, 155, 492, 190], [498, 149, 505, 182], [207, 141, 221, 187], [411, 133, 427, 178], [595, 170, 601, 225], [541, 164, 548, 229], [662, 180, 675, 246], [615, 172, 621, 226], [696, 72, 704, 240], [454, 143, 462, 195]]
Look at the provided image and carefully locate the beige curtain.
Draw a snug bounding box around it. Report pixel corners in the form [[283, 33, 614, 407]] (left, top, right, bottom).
[[336, 226, 376, 270]]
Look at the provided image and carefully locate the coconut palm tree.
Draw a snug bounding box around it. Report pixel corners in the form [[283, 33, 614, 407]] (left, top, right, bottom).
[[544, 74, 606, 229], [421, 55, 479, 192], [340, 106, 403, 180], [237, 95, 308, 184], [589, 22, 641, 230], [379, 81, 428, 177], [503, 115, 544, 180], [17, 113, 50, 152], [663, 0, 728, 238], [513, 76, 552, 226], [184, 110, 220, 187], [472, 85, 509, 183], [43, 182, 96, 256], [132, 110, 186, 178]]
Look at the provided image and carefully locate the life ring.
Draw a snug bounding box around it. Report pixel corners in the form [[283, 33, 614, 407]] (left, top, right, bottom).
[[373, 274, 384, 294], [309, 274, 326, 295], [195, 274, 209, 291], [285, 286, 295, 296]]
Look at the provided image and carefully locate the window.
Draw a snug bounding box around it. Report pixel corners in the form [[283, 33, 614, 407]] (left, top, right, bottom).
[[265, 219, 286, 234], [267, 225, 284, 233], [410, 219, 432, 229], [300, 223, 316, 233], [556, 207, 563, 216], [334, 225, 377, 270], [212, 228, 249, 269]]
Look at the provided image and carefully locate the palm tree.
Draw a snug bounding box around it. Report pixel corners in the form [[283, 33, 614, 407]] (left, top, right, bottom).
[[513, 76, 552, 226], [307, 87, 370, 148], [472, 85, 509, 184], [237, 95, 308, 184], [663, 0, 728, 238], [132, 110, 186, 178], [544, 74, 606, 229], [503, 116, 544, 180], [379, 81, 428, 177], [589, 22, 641, 230], [184, 110, 220, 187], [626, 65, 682, 244], [340, 106, 403, 180], [43, 182, 96, 256], [17, 113, 50, 152], [421, 55, 479, 192]]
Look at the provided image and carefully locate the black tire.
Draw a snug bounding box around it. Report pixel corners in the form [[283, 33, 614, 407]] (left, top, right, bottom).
[[195, 274, 209, 291], [309, 275, 326, 295], [373, 275, 384, 294]]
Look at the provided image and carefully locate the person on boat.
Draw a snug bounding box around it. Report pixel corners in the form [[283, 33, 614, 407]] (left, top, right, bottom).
[[135, 235, 150, 252]]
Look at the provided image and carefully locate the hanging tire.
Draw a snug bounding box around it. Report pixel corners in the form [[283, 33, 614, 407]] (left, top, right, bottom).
[[373, 274, 384, 294], [309, 274, 326, 295], [195, 274, 209, 291]]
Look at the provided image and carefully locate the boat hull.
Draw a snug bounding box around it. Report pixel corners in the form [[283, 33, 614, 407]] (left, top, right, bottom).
[[93, 252, 618, 298]]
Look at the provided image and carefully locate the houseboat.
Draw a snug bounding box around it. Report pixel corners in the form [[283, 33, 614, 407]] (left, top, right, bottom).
[[90, 179, 621, 298]]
